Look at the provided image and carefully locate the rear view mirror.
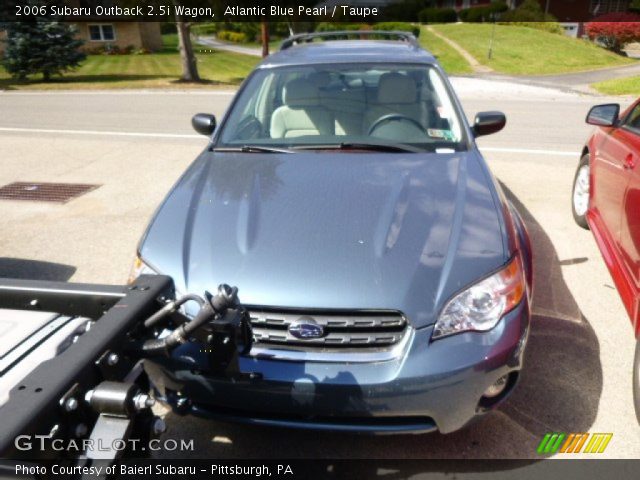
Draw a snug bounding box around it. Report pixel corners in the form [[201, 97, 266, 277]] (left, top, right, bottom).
[[472, 111, 506, 137], [586, 104, 619, 127], [192, 113, 216, 136]]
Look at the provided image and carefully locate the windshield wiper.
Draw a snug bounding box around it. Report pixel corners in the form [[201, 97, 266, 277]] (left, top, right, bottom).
[[213, 145, 295, 154], [292, 142, 423, 153]]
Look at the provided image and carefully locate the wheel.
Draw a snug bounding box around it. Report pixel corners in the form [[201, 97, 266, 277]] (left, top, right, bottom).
[[571, 153, 590, 230], [634, 339, 640, 424]]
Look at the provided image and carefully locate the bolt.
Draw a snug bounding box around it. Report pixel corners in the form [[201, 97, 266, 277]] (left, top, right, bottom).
[[29, 299, 39, 307], [152, 417, 167, 435], [48, 424, 59, 438], [74, 423, 88, 438], [84, 390, 94, 404], [133, 393, 155, 411], [106, 353, 119, 366], [175, 396, 190, 412], [64, 397, 78, 412]]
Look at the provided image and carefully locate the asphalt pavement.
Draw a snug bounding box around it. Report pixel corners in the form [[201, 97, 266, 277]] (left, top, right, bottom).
[[0, 79, 638, 459]]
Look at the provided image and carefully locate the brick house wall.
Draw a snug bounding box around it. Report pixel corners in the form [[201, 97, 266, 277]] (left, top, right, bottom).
[[76, 22, 163, 52], [0, 22, 162, 55]]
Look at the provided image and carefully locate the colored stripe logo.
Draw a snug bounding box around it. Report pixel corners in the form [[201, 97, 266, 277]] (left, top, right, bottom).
[[537, 433, 612, 454]]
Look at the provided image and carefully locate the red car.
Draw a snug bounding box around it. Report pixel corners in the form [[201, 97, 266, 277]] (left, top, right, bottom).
[[572, 101, 640, 422]]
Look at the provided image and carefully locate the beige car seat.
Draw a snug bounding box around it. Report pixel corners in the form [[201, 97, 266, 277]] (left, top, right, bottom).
[[270, 79, 334, 138]]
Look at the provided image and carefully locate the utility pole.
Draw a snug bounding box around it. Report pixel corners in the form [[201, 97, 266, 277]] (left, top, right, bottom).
[[488, 13, 498, 60], [545, 0, 551, 15]]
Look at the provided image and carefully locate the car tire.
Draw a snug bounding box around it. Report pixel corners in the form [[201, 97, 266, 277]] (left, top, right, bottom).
[[571, 154, 591, 230], [634, 339, 640, 424]]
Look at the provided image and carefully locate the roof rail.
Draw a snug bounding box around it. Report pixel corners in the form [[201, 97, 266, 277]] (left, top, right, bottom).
[[280, 30, 419, 51]]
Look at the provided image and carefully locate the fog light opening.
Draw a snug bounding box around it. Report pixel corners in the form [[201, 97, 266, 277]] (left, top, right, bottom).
[[478, 372, 518, 411], [483, 374, 508, 398]]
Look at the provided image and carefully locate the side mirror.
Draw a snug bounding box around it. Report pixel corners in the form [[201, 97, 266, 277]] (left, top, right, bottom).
[[472, 111, 506, 137], [586, 104, 619, 127], [192, 113, 216, 136]]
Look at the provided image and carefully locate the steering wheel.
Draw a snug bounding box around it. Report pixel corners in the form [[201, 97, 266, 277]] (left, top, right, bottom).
[[368, 114, 425, 136], [234, 115, 263, 140]]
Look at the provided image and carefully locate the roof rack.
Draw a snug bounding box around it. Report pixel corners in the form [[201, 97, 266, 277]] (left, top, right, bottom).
[[280, 30, 419, 51]]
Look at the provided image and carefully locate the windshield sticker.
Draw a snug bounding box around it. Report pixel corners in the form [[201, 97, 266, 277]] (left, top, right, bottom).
[[428, 129, 456, 141]]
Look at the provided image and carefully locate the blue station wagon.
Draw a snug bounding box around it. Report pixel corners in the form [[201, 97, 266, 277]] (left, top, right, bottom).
[[130, 32, 533, 434]]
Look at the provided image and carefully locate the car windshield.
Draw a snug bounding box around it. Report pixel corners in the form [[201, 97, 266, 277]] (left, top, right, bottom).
[[217, 63, 466, 153]]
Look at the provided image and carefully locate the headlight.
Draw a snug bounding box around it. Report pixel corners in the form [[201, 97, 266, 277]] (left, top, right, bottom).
[[127, 255, 158, 284], [432, 256, 525, 340]]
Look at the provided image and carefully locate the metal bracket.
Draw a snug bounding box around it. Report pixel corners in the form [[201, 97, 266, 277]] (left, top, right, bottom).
[[85, 415, 132, 461]]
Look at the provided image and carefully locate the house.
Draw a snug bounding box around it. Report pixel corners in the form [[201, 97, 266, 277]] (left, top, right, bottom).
[[0, 0, 163, 55], [435, 0, 631, 21], [0, 21, 162, 55], [435, 0, 518, 10], [74, 22, 162, 53]]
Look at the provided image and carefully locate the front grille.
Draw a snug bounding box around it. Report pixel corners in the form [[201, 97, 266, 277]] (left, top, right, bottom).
[[249, 309, 407, 351]]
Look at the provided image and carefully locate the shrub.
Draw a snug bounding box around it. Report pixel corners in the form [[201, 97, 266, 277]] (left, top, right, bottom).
[[586, 13, 640, 52], [191, 23, 219, 36], [315, 22, 368, 32], [383, 0, 433, 22], [500, 0, 555, 22], [458, 2, 509, 23], [459, 1, 508, 22], [372, 22, 421, 38], [216, 30, 248, 43], [418, 8, 457, 24]]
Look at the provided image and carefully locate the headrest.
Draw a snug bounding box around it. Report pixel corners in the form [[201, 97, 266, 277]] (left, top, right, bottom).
[[284, 79, 319, 107], [377, 73, 417, 104]]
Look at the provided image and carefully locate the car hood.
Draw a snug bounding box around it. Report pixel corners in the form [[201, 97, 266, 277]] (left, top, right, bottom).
[[140, 151, 507, 328]]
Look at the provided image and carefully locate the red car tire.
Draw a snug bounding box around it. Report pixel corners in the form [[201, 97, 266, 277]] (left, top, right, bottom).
[[571, 154, 590, 230]]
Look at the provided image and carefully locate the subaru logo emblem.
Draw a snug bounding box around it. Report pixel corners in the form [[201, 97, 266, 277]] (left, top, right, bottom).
[[288, 317, 324, 340]]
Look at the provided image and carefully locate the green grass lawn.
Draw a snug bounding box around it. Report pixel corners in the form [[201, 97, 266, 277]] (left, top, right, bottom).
[[419, 27, 472, 75], [592, 76, 640, 95], [432, 23, 634, 75], [0, 34, 260, 90]]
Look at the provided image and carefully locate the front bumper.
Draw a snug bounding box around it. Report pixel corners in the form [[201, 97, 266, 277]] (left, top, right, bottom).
[[146, 301, 530, 434]]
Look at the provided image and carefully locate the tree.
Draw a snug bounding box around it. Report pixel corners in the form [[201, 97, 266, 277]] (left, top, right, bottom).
[[586, 12, 640, 53], [261, 20, 269, 58], [2, 21, 85, 81], [174, 9, 200, 82]]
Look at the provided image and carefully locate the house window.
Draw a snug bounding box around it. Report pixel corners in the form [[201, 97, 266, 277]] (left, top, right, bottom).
[[88, 24, 115, 42]]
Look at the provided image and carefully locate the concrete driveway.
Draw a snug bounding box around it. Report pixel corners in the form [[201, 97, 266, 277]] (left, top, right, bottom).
[[0, 79, 638, 459]]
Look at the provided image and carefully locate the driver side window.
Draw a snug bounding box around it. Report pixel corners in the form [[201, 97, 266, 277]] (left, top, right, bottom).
[[622, 103, 640, 135]]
